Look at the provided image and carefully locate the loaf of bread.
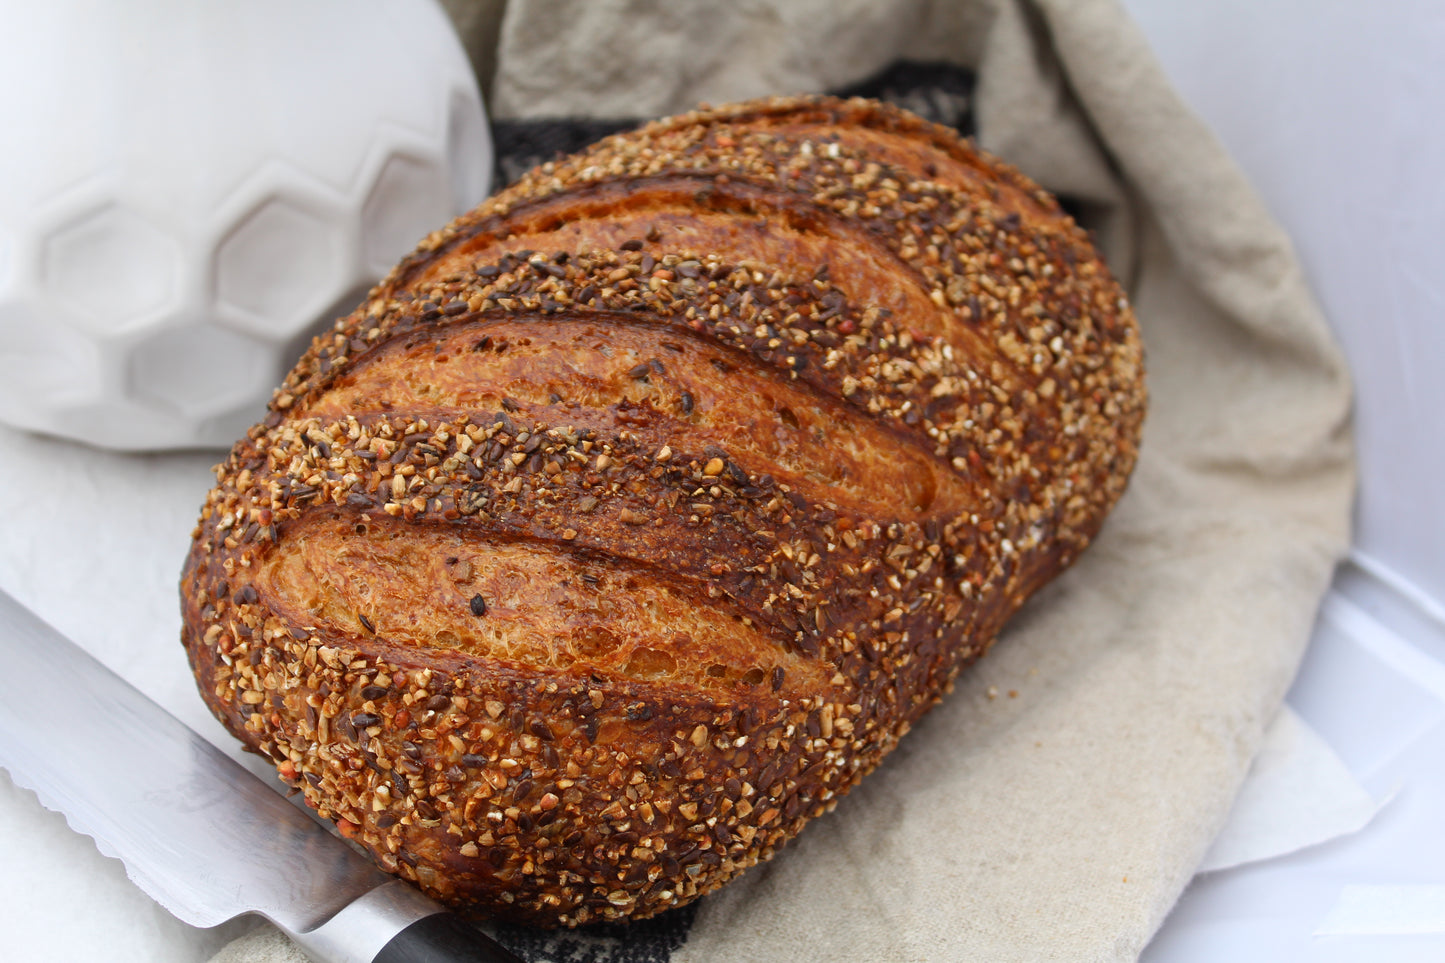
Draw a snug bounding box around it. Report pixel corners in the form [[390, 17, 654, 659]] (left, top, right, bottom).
[[180, 96, 1145, 927]]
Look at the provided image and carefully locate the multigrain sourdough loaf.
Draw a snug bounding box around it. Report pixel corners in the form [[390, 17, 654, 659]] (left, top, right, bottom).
[[180, 96, 1145, 927]]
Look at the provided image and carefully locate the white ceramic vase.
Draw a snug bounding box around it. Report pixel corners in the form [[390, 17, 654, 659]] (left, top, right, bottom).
[[0, 0, 492, 450]]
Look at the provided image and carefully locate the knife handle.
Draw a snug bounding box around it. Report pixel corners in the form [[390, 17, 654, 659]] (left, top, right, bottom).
[[292, 879, 525, 963], [375, 911, 525, 963]]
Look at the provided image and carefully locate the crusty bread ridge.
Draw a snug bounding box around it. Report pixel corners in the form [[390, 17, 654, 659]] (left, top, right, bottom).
[[180, 95, 1145, 927]]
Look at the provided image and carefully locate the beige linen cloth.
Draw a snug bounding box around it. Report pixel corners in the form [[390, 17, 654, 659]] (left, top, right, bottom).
[[216, 0, 1354, 959]]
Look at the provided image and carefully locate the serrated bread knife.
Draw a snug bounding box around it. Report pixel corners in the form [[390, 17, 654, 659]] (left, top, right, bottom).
[[0, 586, 524, 963]]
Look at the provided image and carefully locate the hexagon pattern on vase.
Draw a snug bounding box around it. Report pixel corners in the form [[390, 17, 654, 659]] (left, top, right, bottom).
[[42, 205, 180, 337], [216, 192, 348, 340], [361, 152, 455, 278], [0, 302, 101, 411], [0, 0, 490, 450], [130, 325, 274, 419]]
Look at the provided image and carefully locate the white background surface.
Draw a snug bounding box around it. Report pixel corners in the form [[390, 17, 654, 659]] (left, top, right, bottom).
[[0, 431, 265, 962]]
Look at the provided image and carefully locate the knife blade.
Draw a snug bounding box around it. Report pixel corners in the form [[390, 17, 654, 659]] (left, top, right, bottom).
[[0, 585, 524, 963]]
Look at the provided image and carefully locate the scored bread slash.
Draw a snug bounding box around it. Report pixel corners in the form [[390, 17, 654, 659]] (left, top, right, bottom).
[[179, 94, 1145, 928]]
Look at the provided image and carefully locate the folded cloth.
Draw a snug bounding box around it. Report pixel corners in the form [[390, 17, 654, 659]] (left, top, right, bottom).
[[215, 0, 1353, 959]]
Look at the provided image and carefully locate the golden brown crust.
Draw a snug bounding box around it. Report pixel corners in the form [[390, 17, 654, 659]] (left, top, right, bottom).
[[179, 96, 1145, 927]]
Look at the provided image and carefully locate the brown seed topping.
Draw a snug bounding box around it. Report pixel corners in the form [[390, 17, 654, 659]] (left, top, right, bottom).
[[180, 93, 1144, 931]]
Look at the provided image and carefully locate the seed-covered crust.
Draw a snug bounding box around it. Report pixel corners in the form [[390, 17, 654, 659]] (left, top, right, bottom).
[[180, 96, 1145, 927]]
